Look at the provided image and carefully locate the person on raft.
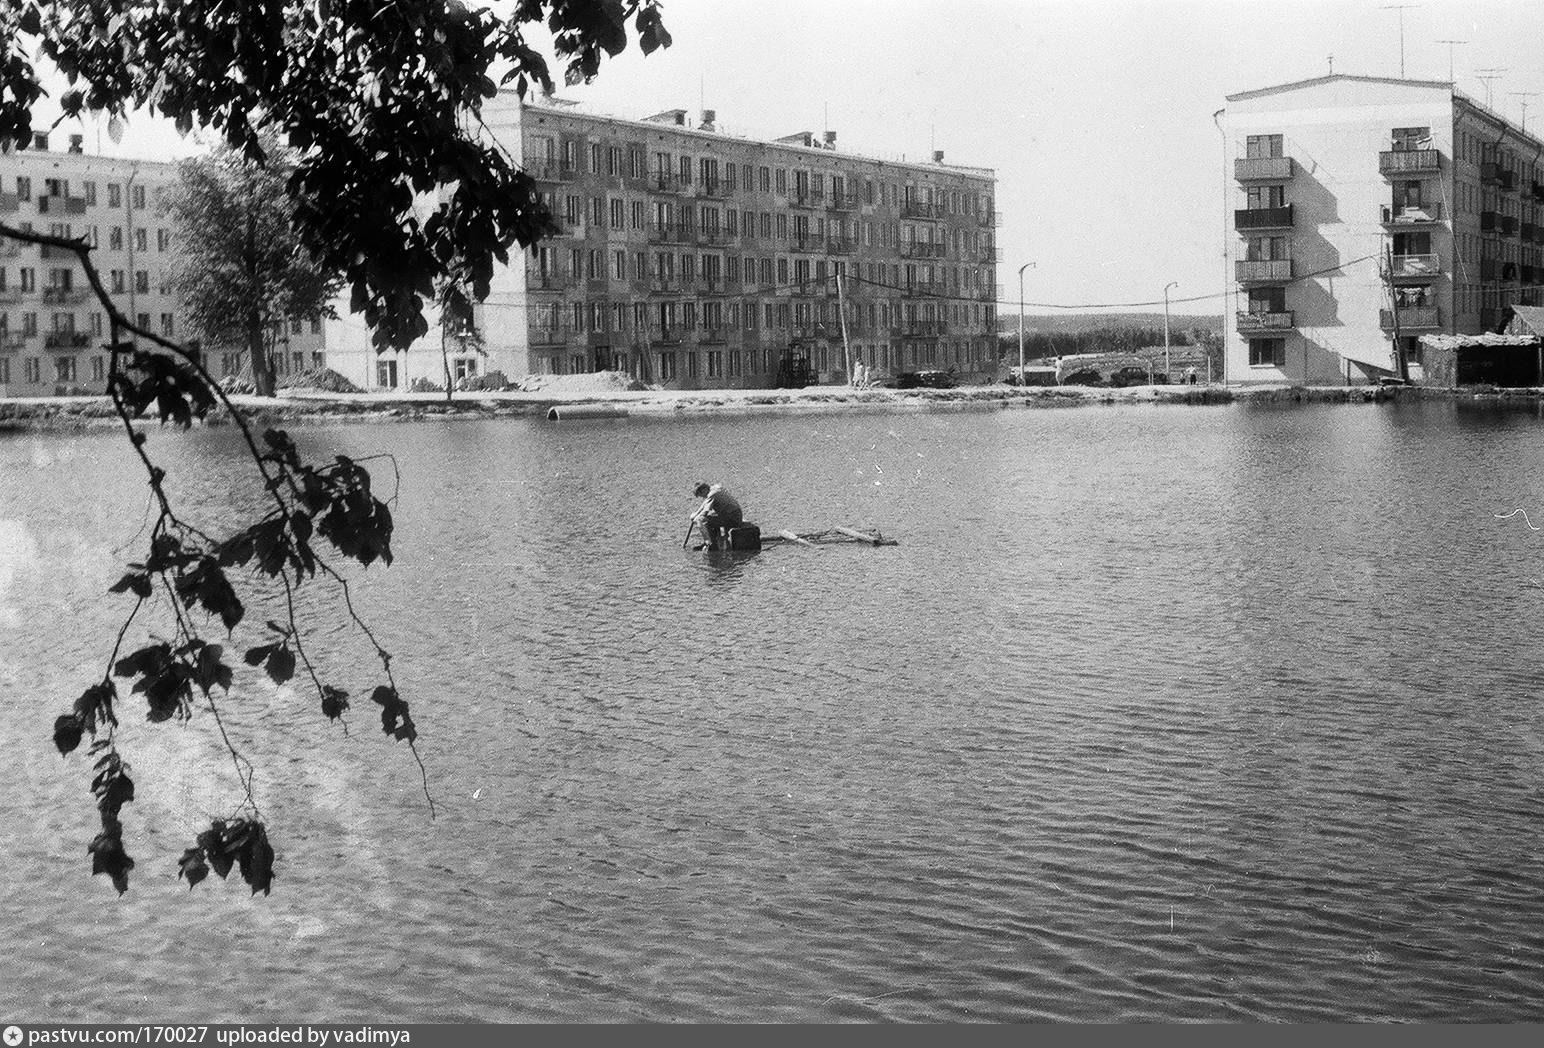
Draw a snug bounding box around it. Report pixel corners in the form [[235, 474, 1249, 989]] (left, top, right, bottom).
[[691, 482, 743, 549]]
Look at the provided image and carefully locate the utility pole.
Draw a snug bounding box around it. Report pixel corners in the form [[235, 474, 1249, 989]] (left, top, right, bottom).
[[1435, 39, 1467, 83], [1017, 261, 1035, 383], [1381, 5, 1417, 78], [835, 269, 854, 385], [1384, 244, 1410, 383], [1163, 281, 1178, 378]]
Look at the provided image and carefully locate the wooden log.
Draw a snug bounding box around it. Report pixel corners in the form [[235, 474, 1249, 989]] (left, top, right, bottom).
[[835, 526, 898, 546], [778, 529, 818, 548]]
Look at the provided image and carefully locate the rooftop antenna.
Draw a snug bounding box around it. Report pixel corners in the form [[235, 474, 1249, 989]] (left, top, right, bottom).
[[1381, 4, 1418, 78], [1477, 69, 1507, 109], [1435, 38, 1467, 83], [1510, 92, 1538, 133]]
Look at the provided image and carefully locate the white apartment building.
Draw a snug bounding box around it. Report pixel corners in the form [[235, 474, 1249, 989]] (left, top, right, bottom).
[[1220, 74, 1544, 385]]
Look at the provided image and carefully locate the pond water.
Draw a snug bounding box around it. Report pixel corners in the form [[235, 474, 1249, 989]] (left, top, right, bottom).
[[2, 399, 1544, 1022]]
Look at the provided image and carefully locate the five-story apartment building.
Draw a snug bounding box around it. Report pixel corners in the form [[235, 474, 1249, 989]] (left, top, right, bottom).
[[1221, 75, 1544, 385]]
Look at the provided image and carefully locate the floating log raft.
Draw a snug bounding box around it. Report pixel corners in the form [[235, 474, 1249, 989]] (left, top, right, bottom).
[[763, 527, 898, 547]]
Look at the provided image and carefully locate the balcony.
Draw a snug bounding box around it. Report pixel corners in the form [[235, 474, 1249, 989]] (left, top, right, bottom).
[[43, 331, 91, 349], [650, 327, 684, 345], [0, 287, 23, 303], [649, 222, 692, 244], [1381, 203, 1443, 224], [37, 194, 87, 215], [1236, 310, 1294, 332], [1235, 259, 1293, 282], [826, 192, 858, 213], [646, 173, 687, 195], [1501, 215, 1519, 235], [0, 331, 27, 350], [648, 278, 681, 294], [529, 272, 576, 292], [790, 234, 822, 253], [1481, 211, 1498, 232], [1379, 149, 1440, 175], [901, 199, 940, 220], [791, 189, 825, 209], [695, 228, 733, 247], [901, 320, 949, 337], [42, 285, 89, 303], [698, 179, 730, 200], [1390, 254, 1440, 279], [1380, 307, 1439, 330], [902, 281, 941, 298], [1234, 156, 1295, 181], [699, 326, 728, 344], [1482, 163, 1517, 190], [529, 160, 576, 182], [980, 244, 1004, 262], [902, 240, 946, 259], [530, 324, 574, 346], [826, 236, 855, 255], [1235, 205, 1293, 230], [40, 243, 80, 260]]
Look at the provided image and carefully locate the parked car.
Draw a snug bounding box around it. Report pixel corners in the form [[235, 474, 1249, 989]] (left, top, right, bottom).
[[1107, 366, 1154, 388], [895, 370, 959, 389], [1060, 368, 1104, 387]]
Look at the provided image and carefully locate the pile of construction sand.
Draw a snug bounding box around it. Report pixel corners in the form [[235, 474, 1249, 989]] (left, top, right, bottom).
[[515, 370, 649, 394]]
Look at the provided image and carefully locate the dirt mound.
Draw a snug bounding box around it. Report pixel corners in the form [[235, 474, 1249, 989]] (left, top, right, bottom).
[[516, 370, 647, 393], [279, 368, 363, 394]]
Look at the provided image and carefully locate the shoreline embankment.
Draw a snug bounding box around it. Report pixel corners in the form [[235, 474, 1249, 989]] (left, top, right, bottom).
[[0, 381, 1530, 432]]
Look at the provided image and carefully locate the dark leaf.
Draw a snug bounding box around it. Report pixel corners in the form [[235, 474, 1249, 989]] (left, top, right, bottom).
[[88, 825, 134, 895], [197, 822, 236, 879], [53, 713, 85, 755], [236, 821, 275, 895], [177, 846, 209, 889], [265, 645, 296, 685], [109, 569, 153, 599], [244, 643, 276, 667], [320, 684, 349, 720]]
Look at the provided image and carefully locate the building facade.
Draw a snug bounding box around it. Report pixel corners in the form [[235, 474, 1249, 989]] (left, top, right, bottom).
[[1220, 75, 1544, 385], [325, 97, 1001, 391], [0, 131, 186, 397]]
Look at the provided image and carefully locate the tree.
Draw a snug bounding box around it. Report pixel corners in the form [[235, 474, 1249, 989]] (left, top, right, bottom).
[[166, 138, 343, 396], [0, 0, 671, 895]]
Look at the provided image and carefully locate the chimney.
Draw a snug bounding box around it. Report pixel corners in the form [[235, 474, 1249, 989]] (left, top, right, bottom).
[[776, 131, 816, 147], [933, 150, 945, 164], [824, 131, 837, 148], [645, 108, 689, 126], [701, 109, 716, 131], [68, 134, 84, 154]]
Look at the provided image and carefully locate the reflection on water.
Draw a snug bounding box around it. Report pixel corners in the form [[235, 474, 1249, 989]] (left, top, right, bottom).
[[2, 401, 1544, 1022]]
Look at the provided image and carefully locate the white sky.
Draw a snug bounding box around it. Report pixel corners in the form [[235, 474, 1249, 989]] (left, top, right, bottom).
[[32, 0, 1544, 317]]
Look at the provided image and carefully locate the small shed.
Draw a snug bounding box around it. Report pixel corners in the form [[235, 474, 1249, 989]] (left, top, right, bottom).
[[1418, 331, 1543, 387]]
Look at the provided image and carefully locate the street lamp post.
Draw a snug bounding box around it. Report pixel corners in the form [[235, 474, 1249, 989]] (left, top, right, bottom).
[[1017, 262, 1036, 383], [1163, 281, 1178, 378]]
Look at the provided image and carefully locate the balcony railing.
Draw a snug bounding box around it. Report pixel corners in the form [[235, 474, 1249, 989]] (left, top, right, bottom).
[[1235, 259, 1293, 282], [900, 200, 939, 220], [902, 241, 946, 259], [1482, 163, 1517, 190], [698, 326, 728, 344], [647, 173, 686, 194], [695, 228, 732, 246], [1234, 156, 1295, 181], [530, 325, 575, 345], [40, 243, 79, 260], [1379, 149, 1440, 175], [902, 281, 940, 297], [0, 331, 27, 350], [649, 222, 692, 243], [1390, 254, 1440, 279], [826, 237, 855, 255], [791, 189, 825, 208], [38, 195, 87, 215], [901, 320, 949, 337], [43, 330, 91, 349], [1380, 307, 1439, 330], [1234, 205, 1293, 230], [1500, 215, 1519, 235], [1382, 203, 1443, 224], [1236, 310, 1294, 331], [648, 278, 680, 294], [0, 287, 23, 303], [529, 160, 576, 182], [826, 192, 858, 212], [790, 234, 822, 253], [698, 179, 729, 199], [529, 272, 576, 291], [42, 285, 89, 303]]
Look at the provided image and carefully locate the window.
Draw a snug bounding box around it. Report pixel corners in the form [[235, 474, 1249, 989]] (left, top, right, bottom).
[[1245, 236, 1288, 261], [678, 155, 692, 185], [161, 313, 175, 336], [775, 169, 788, 194], [83, 182, 96, 206], [16, 177, 30, 201], [376, 359, 398, 388], [157, 228, 170, 251], [134, 228, 147, 252], [25, 357, 40, 383], [1247, 287, 1285, 314], [109, 227, 123, 250], [610, 197, 624, 229], [1393, 180, 1423, 209], [135, 271, 149, 293], [1245, 134, 1284, 159], [454, 357, 479, 381], [131, 185, 146, 209], [19, 268, 34, 292], [590, 142, 602, 174], [107, 183, 121, 208], [1244, 185, 1285, 210], [607, 145, 621, 175], [1392, 126, 1432, 151], [55, 355, 76, 383], [111, 270, 125, 294], [22, 312, 37, 335], [0, 359, 9, 384], [1248, 339, 1286, 367]]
